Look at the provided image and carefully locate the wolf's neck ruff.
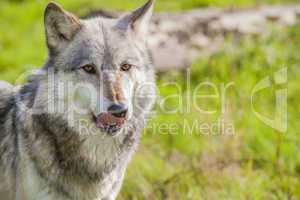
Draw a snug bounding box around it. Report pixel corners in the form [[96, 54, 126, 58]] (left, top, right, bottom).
[[21, 111, 138, 198]]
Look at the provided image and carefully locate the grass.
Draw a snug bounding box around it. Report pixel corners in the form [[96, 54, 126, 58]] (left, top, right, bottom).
[[0, 0, 300, 200]]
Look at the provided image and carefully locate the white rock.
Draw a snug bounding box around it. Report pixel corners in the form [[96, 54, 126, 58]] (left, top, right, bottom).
[[279, 12, 297, 26], [190, 34, 210, 49]]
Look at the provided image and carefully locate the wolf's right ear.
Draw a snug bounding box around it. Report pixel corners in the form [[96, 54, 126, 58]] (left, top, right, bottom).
[[115, 0, 154, 41], [44, 2, 82, 55]]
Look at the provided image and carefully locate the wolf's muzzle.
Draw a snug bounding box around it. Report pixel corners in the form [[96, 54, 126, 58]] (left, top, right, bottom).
[[94, 103, 128, 135]]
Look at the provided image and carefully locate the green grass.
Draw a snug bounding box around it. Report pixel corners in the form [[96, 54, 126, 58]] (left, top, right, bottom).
[[0, 0, 300, 200]]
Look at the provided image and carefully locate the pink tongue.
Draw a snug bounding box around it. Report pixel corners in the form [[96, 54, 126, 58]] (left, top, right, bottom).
[[96, 113, 125, 128]]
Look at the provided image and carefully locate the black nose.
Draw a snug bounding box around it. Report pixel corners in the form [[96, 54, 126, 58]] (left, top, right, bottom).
[[108, 104, 128, 118]]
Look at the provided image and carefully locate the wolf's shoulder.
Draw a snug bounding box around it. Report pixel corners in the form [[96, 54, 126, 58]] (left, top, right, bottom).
[[0, 81, 13, 91], [0, 81, 13, 98], [0, 81, 15, 112]]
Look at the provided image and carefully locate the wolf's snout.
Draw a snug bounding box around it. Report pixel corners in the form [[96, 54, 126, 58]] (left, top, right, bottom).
[[108, 104, 128, 118], [95, 104, 128, 135]]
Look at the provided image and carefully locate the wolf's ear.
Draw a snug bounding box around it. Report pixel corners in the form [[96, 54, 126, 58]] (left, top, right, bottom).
[[44, 2, 81, 55], [116, 0, 154, 40]]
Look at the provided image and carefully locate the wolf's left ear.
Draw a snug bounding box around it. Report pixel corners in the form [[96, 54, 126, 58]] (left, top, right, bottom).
[[116, 0, 154, 40], [44, 2, 82, 55]]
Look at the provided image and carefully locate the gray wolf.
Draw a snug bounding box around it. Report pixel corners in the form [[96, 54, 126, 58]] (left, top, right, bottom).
[[0, 1, 156, 199]]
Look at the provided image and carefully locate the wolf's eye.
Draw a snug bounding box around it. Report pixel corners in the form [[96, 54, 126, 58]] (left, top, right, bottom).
[[120, 63, 132, 71], [81, 64, 96, 74]]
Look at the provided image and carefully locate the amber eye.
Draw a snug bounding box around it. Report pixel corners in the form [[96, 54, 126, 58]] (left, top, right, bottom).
[[81, 64, 96, 74], [120, 63, 132, 71]]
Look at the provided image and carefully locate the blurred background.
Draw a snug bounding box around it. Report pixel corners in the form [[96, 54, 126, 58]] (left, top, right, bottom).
[[1, 0, 300, 199]]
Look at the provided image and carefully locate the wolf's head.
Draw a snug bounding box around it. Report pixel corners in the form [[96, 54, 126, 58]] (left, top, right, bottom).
[[38, 1, 156, 136]]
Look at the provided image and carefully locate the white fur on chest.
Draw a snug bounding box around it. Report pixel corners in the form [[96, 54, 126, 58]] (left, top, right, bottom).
[[19, 158, 125, 200], [18, 158, 57, 200], [17, 133, 130, 200]]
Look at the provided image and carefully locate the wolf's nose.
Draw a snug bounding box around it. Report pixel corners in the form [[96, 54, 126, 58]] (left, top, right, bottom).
[[108, 104, 128, 118]]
